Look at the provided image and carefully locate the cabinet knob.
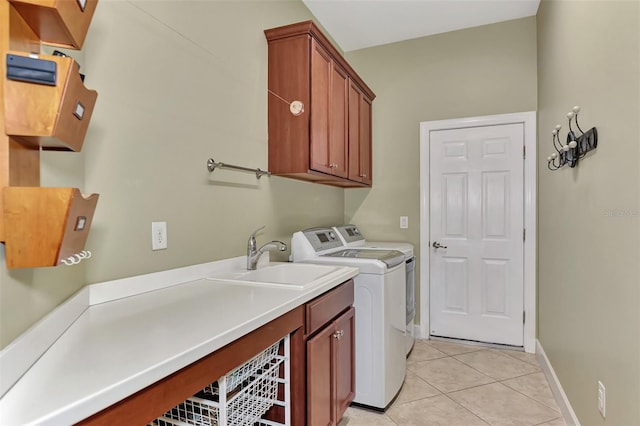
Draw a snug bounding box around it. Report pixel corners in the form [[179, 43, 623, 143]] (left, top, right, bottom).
[[333, 330, 344, 340]]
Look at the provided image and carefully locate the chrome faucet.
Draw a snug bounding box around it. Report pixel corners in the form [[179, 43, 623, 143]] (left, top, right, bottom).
[[247, 226, 287, 270]]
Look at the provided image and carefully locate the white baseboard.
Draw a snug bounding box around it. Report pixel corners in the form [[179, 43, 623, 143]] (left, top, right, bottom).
[[413, 324, 423, 339], [536, 339, 581, 426]]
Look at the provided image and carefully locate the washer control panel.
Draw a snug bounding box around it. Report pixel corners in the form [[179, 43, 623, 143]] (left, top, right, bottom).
[[302, 228, 343, 252], [334, 224, 365, 244]]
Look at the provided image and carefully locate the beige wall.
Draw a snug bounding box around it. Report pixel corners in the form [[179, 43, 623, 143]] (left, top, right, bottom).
[[344, 17, 538, 322], [537, 1, 640, 424], [0, 0, 345, 348], [5, 7, 636, 424]]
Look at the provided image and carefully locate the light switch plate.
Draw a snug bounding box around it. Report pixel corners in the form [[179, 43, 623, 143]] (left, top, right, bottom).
[[598, 380, 606, 418], [400, 216, 409, 229], [152, 221, 167, 250]]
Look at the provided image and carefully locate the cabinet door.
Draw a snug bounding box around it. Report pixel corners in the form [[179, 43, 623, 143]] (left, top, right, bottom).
[[307, 323, 335, 426], [334, 307, 355, 421], [359, 95, 372, 185], [348, 82, 372, 185], [329, 64, 348, 178], [310, 39, 348, 178]]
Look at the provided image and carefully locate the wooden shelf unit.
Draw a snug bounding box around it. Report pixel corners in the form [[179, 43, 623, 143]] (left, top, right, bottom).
[[3, 187, 98, 268], [5, 51, 98, 151], [1, 0, 99, 268], [9, 0, 98, 49]]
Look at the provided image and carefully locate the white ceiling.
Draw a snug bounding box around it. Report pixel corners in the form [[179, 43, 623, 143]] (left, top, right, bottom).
[[302, 0, 540, 52]]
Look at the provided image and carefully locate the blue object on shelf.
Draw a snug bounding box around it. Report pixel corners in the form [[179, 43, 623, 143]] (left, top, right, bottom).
[[6, 54, 57, 86]]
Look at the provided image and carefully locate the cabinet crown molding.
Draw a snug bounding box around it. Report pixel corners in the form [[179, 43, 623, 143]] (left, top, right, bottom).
[[264, 20, 375, 101]]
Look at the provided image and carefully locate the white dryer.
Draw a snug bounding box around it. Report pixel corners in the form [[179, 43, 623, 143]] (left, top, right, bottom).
[[291, 228, 406, 411], [333, 224, 416, 355]]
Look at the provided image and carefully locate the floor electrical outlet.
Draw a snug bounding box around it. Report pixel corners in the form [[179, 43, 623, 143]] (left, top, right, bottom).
[[152, 221, 168, 250], [598, 380, 606, 418]]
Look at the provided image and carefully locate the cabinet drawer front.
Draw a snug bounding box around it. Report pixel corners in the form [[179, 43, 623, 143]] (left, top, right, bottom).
[[306, 280, 354, 336]]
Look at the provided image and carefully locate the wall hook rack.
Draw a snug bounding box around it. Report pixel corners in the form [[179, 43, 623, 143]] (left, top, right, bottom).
[[547, 106, 598, 170], [60, 250, 92, 266], [206, 158, 271, 179]]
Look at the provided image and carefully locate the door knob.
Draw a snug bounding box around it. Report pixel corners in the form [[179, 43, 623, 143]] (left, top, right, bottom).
[[432, 241, 447, 249]]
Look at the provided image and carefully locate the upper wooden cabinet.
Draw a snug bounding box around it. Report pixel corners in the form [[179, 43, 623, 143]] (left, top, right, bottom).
[[264, 21, 375, 188], [9, 0, 98, 49]]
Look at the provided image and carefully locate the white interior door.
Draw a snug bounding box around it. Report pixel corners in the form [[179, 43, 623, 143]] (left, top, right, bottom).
[[429, 123, 524, 346]]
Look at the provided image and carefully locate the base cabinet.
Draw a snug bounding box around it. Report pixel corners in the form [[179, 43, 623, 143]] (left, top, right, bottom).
[[333, 308, 355, 419], [307, 307, 355, 426], [305, 280, 355, 426]]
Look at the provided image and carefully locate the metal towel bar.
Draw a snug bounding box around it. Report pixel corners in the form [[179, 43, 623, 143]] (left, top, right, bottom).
[[207, 158, 271, 179]]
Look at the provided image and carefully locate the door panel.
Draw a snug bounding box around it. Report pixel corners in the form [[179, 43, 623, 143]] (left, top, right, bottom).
[[307, 324, 335, 426], [334, 307, 355, 420], [430, 123, 524, 346], [482, 172, 509, 238], [359, 95, 372, 184], [442, 173, 468, 238], [443, 257, 469, 313], [482, 259, 508, 316], [310, 40, 332, 175], [347, 82, 372, 185], [330, 64, 348, 178]]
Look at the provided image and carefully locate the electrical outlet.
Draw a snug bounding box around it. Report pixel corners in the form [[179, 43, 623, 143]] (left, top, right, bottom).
[[400, 216, 409, 229], [151, 221, 167, 250], [598, 380, 606, 418]]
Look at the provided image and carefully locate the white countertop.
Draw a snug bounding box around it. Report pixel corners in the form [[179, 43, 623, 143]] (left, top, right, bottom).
[[0, 259, 358, 425]]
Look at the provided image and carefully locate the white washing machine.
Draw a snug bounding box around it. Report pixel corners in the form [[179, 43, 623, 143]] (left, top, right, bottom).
[[291, 228, 406, 411], [333, 224, 416, 356]]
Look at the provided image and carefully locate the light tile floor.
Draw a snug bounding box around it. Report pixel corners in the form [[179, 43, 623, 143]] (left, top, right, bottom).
[[340, 339, 566, 426]]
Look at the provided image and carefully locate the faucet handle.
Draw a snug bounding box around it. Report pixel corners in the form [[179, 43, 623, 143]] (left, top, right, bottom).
[[250, 225, 266, 239]]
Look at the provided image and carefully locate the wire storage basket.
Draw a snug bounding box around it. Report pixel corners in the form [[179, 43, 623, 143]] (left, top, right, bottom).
[[150, 336, 290, 426]]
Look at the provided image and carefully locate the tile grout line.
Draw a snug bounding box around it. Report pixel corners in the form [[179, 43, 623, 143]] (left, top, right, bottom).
[[532, 417, 566, 426], [422, 353, 560, 412], [452, 350, 541, 382], [401, 343, 563, 425], [441, 392, 493, 426], [449, 353, 560, 414], [499, 377, 563, 414], [496, 349, 541, 367], [415, 354, 498, 394]]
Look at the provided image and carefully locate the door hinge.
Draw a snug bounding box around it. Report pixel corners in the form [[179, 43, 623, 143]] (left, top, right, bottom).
[[523, 228, 526, 241], [523, 145, 526, 159], [523, 311, 526, 324]]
